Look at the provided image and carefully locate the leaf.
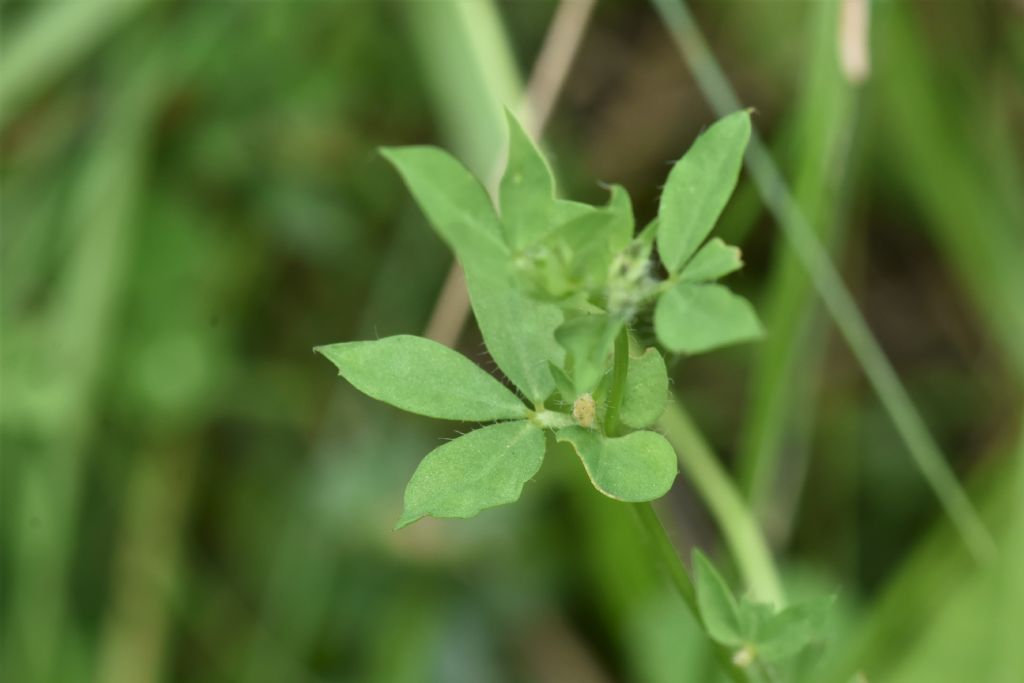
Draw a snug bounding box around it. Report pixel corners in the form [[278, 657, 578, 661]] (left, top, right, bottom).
[[316, 335, 528, 421], [518, 186, 635, 298], [602, 184, 636, 252], [467, 272, 563, 405], [655, 282, 763, 355], [737, 599, 776, 642], [381, 146, 507, 276], [500, 110, 556, 249], [547, 362, 576, 405], [557, 427, 677, 501], [555, 313, 622, 395], [382, 147, 564, 402], [657, 110, 751, 273], [637, 216, 659, 251], [557, 185, 634, 261], [549, 198, 596, 224], [752, 597, 834, 661], [692, 549, 745, 647], [552, 187, 633, 287], [619, 347, 668, 429], [397, 420, 545, 528], [679, 238, 743, 282]]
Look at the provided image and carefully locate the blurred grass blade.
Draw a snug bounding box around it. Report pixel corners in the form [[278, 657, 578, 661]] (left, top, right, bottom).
[[824, 415, 1024, 682], [872, 3, 1024, 383], [3, 10, 231, 678], [6, 61, 160, 683], [738, 1, 859, 540], [400, 0, 522, 181], [0, 0, 150, 128], [650, 0, 997, 564]]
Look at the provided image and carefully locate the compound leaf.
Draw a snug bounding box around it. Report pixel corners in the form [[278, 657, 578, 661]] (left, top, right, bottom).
[[397, 420, 545, 528], [384, 144, 564, 405], [658, 111, 751, 272], [557, 427, 677, 501], [316, 335, 528, 421]]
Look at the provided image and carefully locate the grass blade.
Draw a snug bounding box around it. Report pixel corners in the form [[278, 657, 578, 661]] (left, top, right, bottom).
[[650, 0, 996, 564]]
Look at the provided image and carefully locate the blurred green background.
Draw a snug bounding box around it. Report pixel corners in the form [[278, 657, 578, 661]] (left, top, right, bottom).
[[2, 1, 1023, 682]]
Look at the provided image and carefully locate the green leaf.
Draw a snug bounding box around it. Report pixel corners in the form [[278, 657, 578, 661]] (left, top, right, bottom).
[[500, 110, 556, 249], [383, 146, 564, 402], [518, 186, 636, 298], [381, 146, 507, 276], [637, 216, 659, 251], [692, 549, 745, 647], [657, 111, 751, 272], [602, 184, 636, 252], [397, 420, 545, 528], [547, 362, 576, 405], [540, 187, 626, 242], [557, 427, 677, 501], [737, 599, 776, 642], [655, 282, 762, 355], [679, 238, 743, 283], [316, 335, 528, 421], [751, 597, 834, 661], [549, 198, 596, 224], [555, 314, 622, 395], [619, 347, 668, 429], [467, 273, 563, 404], [549, 187, 632, 287]]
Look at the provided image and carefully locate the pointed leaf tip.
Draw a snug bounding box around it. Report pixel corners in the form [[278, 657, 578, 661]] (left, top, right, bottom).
[[394, 510, 423, 531], [318, 335, 529, 421], [500, 109, 556, 248]]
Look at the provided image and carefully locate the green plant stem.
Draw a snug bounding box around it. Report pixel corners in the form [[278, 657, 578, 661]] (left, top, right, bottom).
[[659, 402, 786, 606], [631, 502, 749, 683], [603, 327, 630, 436], [632, 502, 698, 612], [650, 0, 996, 565]]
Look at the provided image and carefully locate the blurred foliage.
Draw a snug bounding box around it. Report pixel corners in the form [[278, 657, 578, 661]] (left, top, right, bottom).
[[1, 1, 1022, 682]]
